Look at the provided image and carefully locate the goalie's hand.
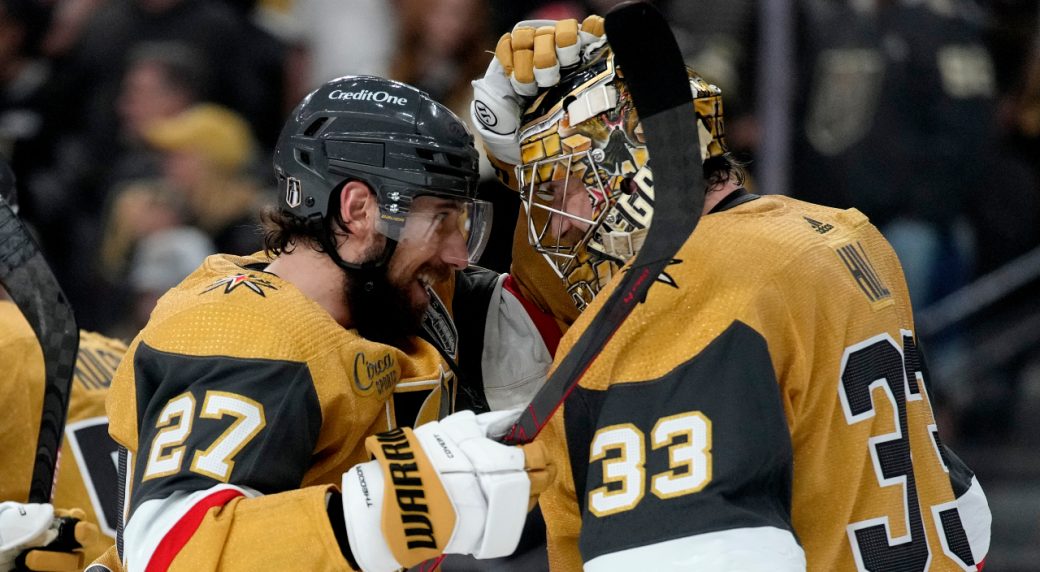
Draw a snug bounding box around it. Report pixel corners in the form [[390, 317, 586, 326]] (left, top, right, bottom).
[[341, 410, 555, 572], [0, 503, 98, 572], [471, 16, 605, 171]]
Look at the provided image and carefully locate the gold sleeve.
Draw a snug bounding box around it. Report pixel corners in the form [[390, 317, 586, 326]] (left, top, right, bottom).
[[537, 411, 585, 572], [164, 486, 355, 572], [0, 301, 44, 501]]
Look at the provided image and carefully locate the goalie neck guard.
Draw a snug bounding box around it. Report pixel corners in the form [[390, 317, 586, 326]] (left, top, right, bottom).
[[514, 46, 726, 310]]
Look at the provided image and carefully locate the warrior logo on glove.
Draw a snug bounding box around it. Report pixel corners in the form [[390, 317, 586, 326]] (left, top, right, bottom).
[[515, 45, 727, 310], [473, 101, 498, 128]]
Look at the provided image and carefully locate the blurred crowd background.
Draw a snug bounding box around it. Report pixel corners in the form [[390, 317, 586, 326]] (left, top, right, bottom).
[[1, 0, 1037, 567]]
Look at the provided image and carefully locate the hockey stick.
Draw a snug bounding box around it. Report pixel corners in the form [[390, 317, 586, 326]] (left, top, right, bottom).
[[503, 1, 706, 445], [0, 161, 79, 503]]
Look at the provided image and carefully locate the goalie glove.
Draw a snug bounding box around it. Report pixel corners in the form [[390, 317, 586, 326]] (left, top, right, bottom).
[[0, 503, 98, 572], [471, 16, 606, 181], [341, 410, 555, 572]]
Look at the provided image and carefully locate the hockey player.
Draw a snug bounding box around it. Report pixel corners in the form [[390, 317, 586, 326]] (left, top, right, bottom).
[[1, 160, 120, 570], [0, 321, 125, 571], [91, 76, 554, 572], [470, 15, 992, 571]]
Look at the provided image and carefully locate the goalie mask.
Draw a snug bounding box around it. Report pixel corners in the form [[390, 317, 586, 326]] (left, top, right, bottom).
[[515, 46, 726, 310]]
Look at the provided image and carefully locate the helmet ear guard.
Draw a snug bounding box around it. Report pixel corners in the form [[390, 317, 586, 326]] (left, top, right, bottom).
[[515, 46, 727, 310]]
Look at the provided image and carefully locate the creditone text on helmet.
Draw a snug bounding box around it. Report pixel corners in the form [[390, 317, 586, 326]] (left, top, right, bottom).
[[328, 89, 408, 106]]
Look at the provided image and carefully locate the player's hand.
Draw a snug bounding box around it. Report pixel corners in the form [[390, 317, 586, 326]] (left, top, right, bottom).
[[471, 16, 605, 172], [341, 410, 556, 572], [0, 503, 98, 572]]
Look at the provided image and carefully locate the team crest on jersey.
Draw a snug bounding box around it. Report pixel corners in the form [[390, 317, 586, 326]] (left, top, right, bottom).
[[656, 262, 680, 289], [421, 287, 458, 358], [202, 274, 278, 297], [620, 258, 681, 299]]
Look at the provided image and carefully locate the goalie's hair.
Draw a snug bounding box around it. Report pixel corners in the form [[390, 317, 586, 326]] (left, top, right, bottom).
[[705, 153, 747, 192]]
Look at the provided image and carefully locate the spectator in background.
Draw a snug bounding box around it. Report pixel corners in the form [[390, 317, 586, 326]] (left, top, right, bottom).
[[110, 41, 207, 186], [285, 0, 396, 104], [27, 0, 270, 331], [53, 0, 267, 198], [142, 103, 267, 254], [791, 0, 998, 312], [219, 0, 291, 148], [951, 6, 1040, 442], [95, 41, 206, 318], [38, 0, 106, 60], [661, 0, 759, 157], [118, 225, 215, 337], [0, 0, 56, 219], [973, 4, 1040, 277], [100, 179, 187, 283], [389, 0, 526, 274], [1018, 33, 1040, 148], [97, 179, 188, 335], [390, 0, 493, 118]]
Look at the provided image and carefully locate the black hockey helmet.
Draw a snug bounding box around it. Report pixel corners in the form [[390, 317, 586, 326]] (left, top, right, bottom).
[[273, 76, 490, 265]]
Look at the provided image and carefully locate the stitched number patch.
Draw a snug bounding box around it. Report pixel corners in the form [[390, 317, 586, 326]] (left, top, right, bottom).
[[839, 332, 975, 571], [143, 391, 266, 482], [588, 411, 712, 516]]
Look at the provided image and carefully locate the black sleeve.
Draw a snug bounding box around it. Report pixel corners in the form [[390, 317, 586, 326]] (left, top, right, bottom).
[[907, 334, 975, 497], [449, 266, 501, 414], [129, 342, 321, 516], [564, 321, 797, 562]]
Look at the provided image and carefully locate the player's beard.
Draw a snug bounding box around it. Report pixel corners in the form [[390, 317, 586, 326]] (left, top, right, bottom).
[[342, 246, 452, 350]]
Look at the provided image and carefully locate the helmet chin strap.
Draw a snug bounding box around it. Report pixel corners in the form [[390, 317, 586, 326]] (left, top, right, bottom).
[[317, 225, 399, 292]]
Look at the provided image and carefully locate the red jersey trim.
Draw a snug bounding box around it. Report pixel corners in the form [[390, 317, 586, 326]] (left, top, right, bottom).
[[502, 275, 562, 357], [144, 488, 244, 572]]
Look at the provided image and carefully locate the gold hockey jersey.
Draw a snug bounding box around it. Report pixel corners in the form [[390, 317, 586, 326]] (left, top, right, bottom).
[[538, 194, 986, 571], [1, 302, 126, 564], [105, 253, 454, 571], [0, 300, 44, 502], [55, 331, 126, 564]]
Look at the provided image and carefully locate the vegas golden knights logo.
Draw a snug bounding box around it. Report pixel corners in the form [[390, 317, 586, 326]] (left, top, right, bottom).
[[836, 242, 890, 303], [286, 177, 302, 208]]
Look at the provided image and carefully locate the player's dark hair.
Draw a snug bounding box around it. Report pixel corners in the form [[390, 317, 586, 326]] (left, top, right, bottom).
[[260, 187, 350, 256], [704, 152, 747, 192]]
